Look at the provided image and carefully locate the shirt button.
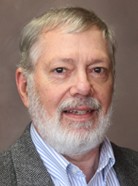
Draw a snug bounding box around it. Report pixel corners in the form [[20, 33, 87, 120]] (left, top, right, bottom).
[[72, 167, 78, 174]]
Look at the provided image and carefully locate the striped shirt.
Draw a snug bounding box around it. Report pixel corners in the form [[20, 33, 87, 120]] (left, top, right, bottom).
[[31, 124, 120, 186]]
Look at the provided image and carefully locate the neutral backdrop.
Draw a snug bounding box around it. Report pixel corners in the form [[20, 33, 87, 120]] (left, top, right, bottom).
[[0, 0, 137, 151]]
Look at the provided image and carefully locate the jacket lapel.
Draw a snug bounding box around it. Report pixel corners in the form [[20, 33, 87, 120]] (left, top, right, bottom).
[[11, 125, 54, 186], [112, 143, 138, 186]]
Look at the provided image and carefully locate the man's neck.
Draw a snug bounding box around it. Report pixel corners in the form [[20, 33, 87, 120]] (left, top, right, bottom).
[[63, 146, 100, 183]]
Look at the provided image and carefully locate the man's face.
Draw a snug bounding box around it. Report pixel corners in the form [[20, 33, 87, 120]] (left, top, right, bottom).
[[27, 27, 114, 155]]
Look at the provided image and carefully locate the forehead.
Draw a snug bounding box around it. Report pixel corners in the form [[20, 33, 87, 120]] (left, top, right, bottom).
[[31, 27, 110, 65], [40, 26, 106, 46]]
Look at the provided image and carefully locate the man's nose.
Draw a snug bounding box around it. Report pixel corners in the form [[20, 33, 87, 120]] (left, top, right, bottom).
[[69, 71, 93, 97]]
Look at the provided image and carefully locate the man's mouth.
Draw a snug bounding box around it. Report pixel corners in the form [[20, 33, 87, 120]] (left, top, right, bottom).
[[63, 109, 94, 115], [62, 107, 98, 121]]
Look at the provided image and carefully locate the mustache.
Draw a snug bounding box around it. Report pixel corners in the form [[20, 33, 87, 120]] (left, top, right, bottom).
[[57, 97, 102, 112]]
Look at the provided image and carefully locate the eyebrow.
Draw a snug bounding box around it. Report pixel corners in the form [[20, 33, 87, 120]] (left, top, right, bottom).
[[49, 57, 75, 64], [89, 57, 110, 64], [49, 56, 110, 66]]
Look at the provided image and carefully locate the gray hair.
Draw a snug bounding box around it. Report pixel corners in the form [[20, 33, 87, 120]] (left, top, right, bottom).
[[18, 7, 116, 77]]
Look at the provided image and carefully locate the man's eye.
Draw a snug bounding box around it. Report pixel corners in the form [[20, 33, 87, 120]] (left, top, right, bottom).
[[93, 67, 105, 74], [54, 67, 66, 73]]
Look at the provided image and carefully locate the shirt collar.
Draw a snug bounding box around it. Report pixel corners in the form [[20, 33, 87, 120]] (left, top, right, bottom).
[[97, 137, 115, 180], [30, 124, 71, 185]]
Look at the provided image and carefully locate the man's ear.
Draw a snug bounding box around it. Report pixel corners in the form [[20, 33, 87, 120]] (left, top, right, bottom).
[[15, 68, 29, 108]]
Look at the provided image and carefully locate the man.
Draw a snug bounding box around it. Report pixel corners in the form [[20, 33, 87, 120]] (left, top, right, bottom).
[[0, 7, 137, 186]]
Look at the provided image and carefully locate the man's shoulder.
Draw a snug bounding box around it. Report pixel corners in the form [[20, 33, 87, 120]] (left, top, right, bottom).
[[0, 147, 17, 185], [0, 125, 54, 186], [0, 148, 12, 167], [0, 125, 31, 185], [111, 142, 138, 185]]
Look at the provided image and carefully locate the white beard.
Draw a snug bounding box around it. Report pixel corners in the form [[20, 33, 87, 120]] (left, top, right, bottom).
[[27, 77, 112, 156]]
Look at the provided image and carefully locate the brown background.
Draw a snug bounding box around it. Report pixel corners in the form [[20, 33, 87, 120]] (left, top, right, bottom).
[[0, 0, 137, 151]]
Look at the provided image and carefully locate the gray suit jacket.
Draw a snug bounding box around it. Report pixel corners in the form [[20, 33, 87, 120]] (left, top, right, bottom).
[[0, 126, 138, 186]]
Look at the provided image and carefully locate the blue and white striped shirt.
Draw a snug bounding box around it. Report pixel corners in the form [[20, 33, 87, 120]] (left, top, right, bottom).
[[31, 124, 120, 186]]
